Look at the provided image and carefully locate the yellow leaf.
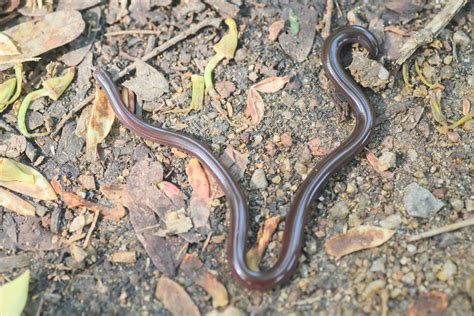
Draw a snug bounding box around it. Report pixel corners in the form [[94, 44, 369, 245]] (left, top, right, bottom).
[[0, 33, 21, 56], [0, 188, 36, 217], [213, 18, 238, 59], [0, 158, 57, 201], [85, 87, 115, 162], [42, 67, 75, 101], [0, 158, 35, 183], [0, 270, 30, 316]]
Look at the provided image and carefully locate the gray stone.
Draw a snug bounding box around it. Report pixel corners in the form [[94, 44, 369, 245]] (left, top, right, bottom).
[[250, 169, 268, 190], [379, 214, 402, 229], [449, 198, 464, 211], [453, 31, 470, 47], [329, 201, 350, 220], [403, 182, 444, 218]]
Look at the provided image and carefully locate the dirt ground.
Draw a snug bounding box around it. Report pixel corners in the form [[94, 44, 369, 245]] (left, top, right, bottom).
[[0, 0, 473, 315]]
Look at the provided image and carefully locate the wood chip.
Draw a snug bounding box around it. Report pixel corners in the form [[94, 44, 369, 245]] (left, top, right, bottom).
[[324, 225, 395, 259], [155, 277, 200, 316], [111, 251, 137, 264], [407, 291, 449, 316]]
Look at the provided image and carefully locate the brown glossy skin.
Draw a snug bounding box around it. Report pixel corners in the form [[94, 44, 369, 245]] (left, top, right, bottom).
[[94, 25, 379, 291]]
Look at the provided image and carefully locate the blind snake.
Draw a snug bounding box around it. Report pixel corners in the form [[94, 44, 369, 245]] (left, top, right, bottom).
[[94, 25, 379, 291]]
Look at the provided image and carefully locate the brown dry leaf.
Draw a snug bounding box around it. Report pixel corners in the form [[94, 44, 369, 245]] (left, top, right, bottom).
[[0, 10, 85, 70], [0, 33, 20, 56], [406, 291, 449, 316], [366, 152, 394, 179], [245, 88, 265, 125], [0, 188, 35, 217], [186, 158, 212, 228], [268, 19, 285, 42], [324, 225, 395, 260], [100, 184, 130, 207], [52, 178, 125, 221], [155, 277, 200, 316], [0, 158, 57, 201], [246, 215, 281, 271], [220, 146, 249, 180], [252, 76, 289, 93], [181, 253, 229, 308], [85, 87, 115, 162], [158, 181, 187, 210]]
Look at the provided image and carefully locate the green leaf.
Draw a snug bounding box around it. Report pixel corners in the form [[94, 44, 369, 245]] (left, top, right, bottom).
[[42, 67, 75, 101], [213, 18, 238, 59], [190, 75, 205, 111], [0, 158, 35, 183], [0, 270, 30, 316], [288, 8, 300, 36]]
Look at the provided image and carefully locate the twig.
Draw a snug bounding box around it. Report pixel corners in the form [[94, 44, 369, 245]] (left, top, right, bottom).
[[396, 0, 468, 65], [407, 217, 474, 242], [51, 94, 94, 137], [116, 17, 222, 80], [83, 209, 100, 248], [105, 29, 161, 37], [321, 0, 334, 39]]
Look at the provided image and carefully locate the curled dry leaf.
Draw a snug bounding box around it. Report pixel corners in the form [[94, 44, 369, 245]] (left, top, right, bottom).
[[0, 10, 85, 70], [407, 291, 449, 316], [0, 158, 57, 201], [181, 253, 229, 308], [245, 76, 289, 125], [0, 188, 35, 217], [366, 152, 394, 179], [246, 215, 281, 271], [324, 225, 395, 260], [85, 87, 115, 162], [246, 88, 265, 125], [155, 277, 200, 316]]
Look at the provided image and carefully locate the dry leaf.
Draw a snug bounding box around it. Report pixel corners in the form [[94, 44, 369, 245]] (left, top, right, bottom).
[[85, 87, 115, 162], [324, 225, 395, 259], [366, 152, 394, 179], [0, 10, 85, 70], [407, 291, 449, 316], [268, 20, 285, 42], [252, 76, 289, 93], [155, 277, 200, 316], [181, 253, 229, 308], [186, 158, 213, 228], [246, 215, 281, 271], [245, 88, 265, 125], [0, 188, 35, 217], [0, 33, 20, 56], [0, 158, 57, 201], [220, 146, 249, 180], [156, 210, 193, 236], [208, 306, 246, 316], [158, 181, 187, 209]]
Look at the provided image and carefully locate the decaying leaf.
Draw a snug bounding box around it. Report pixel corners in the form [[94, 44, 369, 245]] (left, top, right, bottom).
[[245, 88, 265, 125], [366, 152, 395, 179], [0, 157, 34, 183], [0, 188, 35, 217], [246, 215, 281, 271], [245, 76, 289, 125], [181, 253, 229, 308], [252, 76, 289, 93], [155, 277, 201, 316], [407, 291, 449, 316], [186, 158, 212, 228], [220, 145, 249, 180], [0, 158, 57, 201], [156, 210, 193, 237], [85, 87, 115, 162], [0, 10, 85, 70], [0, 270, 29, 316], [0, 33, 20, 56], [324, 225, 395, 259]]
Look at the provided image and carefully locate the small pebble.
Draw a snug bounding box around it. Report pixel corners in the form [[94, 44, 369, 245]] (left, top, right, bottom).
[[346, 183, 358, 194], [250, 169, 268, 189], [378, 151, 396, 171], [453, 30, 470, 47], [280, 133, 292, 147], [379, 214, 402, 229], [271, 175, 282, 184], [466, 200, 474, 212], [407, 244, 417, 253], [294, 162, 307, 176], [69, 215, 86, 232], [447, 131, 460, 143], [328, 201, 350, 220], [449, 198, 464, 211], [439, 65, 454, 80], [437, 260, 457, 281], [403, 182, 444, 218]]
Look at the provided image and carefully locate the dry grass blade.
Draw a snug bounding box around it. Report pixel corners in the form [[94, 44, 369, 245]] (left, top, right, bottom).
[[0, 188, 35, 217]]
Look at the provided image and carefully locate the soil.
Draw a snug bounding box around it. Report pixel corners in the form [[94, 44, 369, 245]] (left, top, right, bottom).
[[0, 1, 473, 315]]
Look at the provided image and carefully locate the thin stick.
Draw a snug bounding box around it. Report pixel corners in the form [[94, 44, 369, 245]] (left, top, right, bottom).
[[396, 0, 467, 65], [116, 17, 222, 80], [407, 217, 474, 242], [83, 209, 100, 248], [105, 30, 161, 37], [321, 0, 334, 39], [51, 93, 94, 137]]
